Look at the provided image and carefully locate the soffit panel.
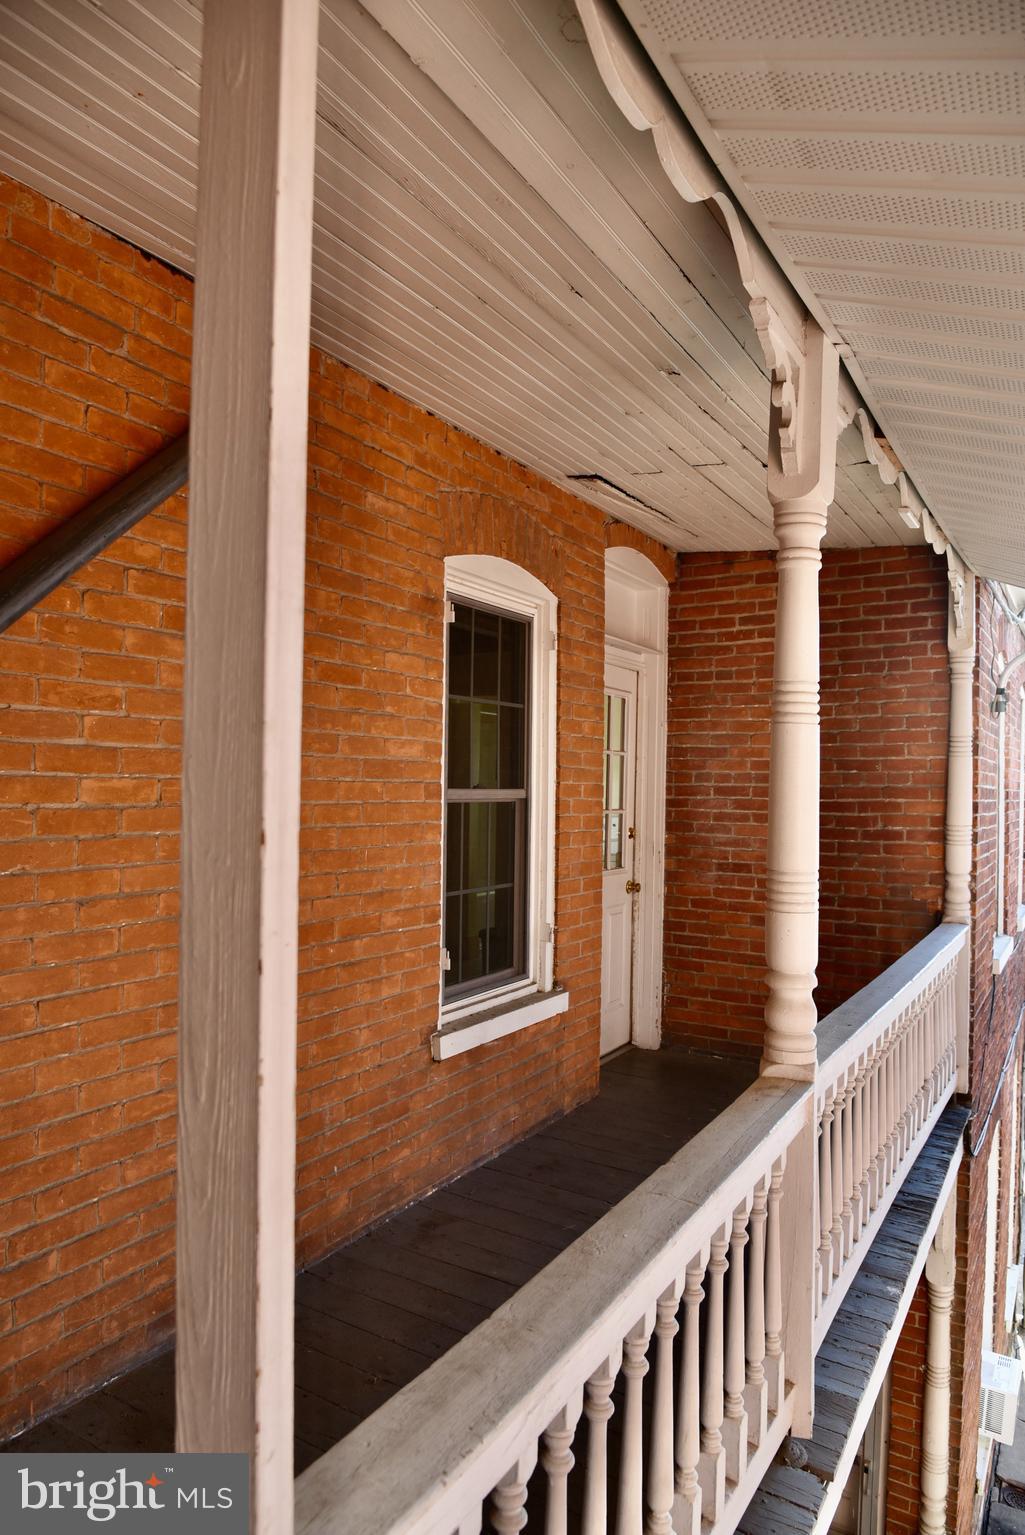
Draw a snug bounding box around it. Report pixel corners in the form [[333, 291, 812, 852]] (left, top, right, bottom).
[[0, 0, 916, 550], [617, 0, 1025, 582]]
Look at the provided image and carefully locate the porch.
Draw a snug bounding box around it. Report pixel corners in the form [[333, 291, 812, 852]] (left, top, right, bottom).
[[2, 1046, 755, 1471]]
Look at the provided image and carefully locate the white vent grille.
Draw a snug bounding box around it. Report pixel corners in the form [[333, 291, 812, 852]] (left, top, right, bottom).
[[756, 187, 1023, 236], [721, 131, 1025, 184], [873, 388, 1025, 421], [683, 66, 1024, 123], [812, 270, 1025, 313], [866, 358, 1025, 395], [848, 334, 1025, 371], [643, 0, 1019, 42], [787, 233, 1025, 279], [830, 305, 1025, 345]]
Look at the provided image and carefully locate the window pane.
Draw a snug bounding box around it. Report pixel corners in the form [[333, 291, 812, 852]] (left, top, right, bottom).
[[447, 698, 471, 789], [500, 619, 526, 704], [473, 609, 499, 699], [499, 704, 525, 789], [462, 802, 492, 890], [471, 701, 499, 789], [489, 885, 514, 973], [449, 607, 472, 697], [445, 804, 463, 892], [445, 895, 461, 980], [493, 801, 517, 886], [459, 892, 488, 984]]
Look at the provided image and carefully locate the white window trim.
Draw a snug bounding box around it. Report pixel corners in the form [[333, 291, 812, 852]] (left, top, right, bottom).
[[432, 555, 560, 1057]]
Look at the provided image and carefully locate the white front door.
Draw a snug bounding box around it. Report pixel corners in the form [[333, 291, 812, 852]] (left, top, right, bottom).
[[601, 664, 638, 1054]]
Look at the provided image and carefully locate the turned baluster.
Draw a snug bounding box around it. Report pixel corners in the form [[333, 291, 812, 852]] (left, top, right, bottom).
[[765, 1159, 786, 1415], [675, 1262, 704, 1534], [646, 1287, 680, 1535], [884, 1024, 899, 1182], [722, 1205, 749, 1484], [871, 1043, 883, 1209], [852, 1062, 866, 1245], [582, 1347, 621, 1535], [491, 1450, 537, 1535], [698, 1228, 728, 1523], [744, 1184, 768, 1444], [543, 1390, 582, 1535], [817, 1097, 834, 1304], [830, 1080, 845, 1275], [840, 1072, 855, 1259], [616, 1315, 653, 1535]]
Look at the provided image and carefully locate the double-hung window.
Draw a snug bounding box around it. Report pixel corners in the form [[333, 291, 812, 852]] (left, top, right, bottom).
[[435, 556, 564, 1057]]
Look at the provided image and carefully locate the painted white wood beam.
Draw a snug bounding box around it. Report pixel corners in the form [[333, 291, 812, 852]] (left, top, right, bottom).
[[942, 570, 976, 1091], [176, 3, 319, 1531]]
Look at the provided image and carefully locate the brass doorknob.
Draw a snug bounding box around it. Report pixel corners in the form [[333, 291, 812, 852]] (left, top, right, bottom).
[[625, 880, 641, 894]]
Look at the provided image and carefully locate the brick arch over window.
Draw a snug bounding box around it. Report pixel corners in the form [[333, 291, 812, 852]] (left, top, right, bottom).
[[440, 490, 567, 592]]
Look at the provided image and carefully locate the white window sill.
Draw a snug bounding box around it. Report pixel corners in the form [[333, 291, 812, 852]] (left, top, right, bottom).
[[431, 987, 569, 1061], [993, 933, 1015, 976]]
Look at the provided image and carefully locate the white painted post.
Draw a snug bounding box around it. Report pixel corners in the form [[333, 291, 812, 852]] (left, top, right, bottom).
[[542, 1391, 582, 1535], [176, 3, 319, 1532], [646, 1287, 680, 1535], [921, 1193, 957, 1535], [492, 1450, 538, 1535], [944, 570, 975, 1092], [617, 1315, 654, 1535], [761, 325, 839, 1080], [582, 1348, 621, 1535], [764, 1161, 786, 1416], [698, 1230, 728, 1522], [745, 1182, 769, 1442], [722, 1207, 749, 1484], [676, 1262, 704, 1535]]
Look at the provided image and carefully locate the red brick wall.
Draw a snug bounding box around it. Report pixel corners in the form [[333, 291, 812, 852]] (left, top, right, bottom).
[[0, 172, 676, 1436], [663, 546, 950, 1056]]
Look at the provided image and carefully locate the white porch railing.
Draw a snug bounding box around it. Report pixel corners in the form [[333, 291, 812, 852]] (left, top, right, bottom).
[[294, 926, 966, 1535], [295, 1077, 811, 1535], [812, 922, 966, 1344]]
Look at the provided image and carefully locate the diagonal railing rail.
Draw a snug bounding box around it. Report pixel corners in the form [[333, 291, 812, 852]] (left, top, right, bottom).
[[0, 431, 188, 634]]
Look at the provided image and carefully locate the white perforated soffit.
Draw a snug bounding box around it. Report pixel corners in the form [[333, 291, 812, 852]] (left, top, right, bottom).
[[617, 0, 1025, 585], [0, 0, 921, 554]]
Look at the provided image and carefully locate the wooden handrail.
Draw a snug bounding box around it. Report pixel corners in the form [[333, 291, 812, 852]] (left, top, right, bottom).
[[0, 431, 188, 634]]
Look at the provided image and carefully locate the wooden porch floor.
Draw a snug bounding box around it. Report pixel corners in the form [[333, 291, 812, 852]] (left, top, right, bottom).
[[3, 1045, 755, 1470]]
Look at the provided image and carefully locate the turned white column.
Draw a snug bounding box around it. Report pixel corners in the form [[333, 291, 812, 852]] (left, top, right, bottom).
[[176, 2, 319, 1530], [943, 566, 975, 1092], [921, 1193, 957, 1535], [762, 325, 840, 1080]]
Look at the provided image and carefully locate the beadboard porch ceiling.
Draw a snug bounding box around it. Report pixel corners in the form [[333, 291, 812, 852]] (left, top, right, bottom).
[[0, 0, 920, 554], [615, 0, 1025, 584]]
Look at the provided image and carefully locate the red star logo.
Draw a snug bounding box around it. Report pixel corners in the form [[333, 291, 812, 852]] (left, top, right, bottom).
[[146, 1475, 163, 1488]]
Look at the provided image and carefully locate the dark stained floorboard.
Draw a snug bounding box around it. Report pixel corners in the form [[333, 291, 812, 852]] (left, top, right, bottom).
[[2, 1046, 754, 1464]]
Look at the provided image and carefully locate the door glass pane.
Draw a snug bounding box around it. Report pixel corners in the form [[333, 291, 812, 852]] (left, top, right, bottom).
[[607, 812, 623, 870], [603, 688, 629, 872]]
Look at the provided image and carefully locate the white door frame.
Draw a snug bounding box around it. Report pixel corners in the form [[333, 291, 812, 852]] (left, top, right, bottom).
[[604, 548, 668, 1051]]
